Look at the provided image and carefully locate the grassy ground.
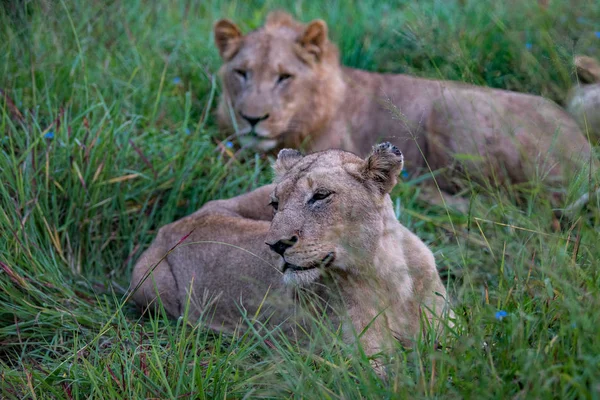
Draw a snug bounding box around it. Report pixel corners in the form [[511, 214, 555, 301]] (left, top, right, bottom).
[[1, 0, 600, 398]]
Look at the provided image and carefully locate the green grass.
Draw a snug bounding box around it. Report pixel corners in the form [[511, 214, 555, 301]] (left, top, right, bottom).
[[1, 0, 600, 398]]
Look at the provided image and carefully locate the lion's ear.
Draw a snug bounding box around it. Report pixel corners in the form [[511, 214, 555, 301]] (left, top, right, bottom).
[[214, 19, 243, 60], [299, 19, 328, 60], [362, 142, 404, 194], [575, 55, 600, 84], [274, 149, 303, 178]]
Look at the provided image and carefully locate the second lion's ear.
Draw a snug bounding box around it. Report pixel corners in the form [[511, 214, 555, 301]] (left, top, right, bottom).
[[362, 142, 404, 194], [575, 55, 600, 84], [274, 149, 303, 178], [299, 19, 328, 61], [214, 19, 243, 60]]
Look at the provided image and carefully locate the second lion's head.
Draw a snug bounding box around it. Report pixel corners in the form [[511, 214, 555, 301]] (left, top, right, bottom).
[[214, 11, 344, 152]]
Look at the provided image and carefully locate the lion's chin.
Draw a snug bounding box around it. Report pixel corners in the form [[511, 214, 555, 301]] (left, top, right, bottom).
[[282, 267, 322, 287], [238, 133, 279, 152], [281, 253, 335, 287]]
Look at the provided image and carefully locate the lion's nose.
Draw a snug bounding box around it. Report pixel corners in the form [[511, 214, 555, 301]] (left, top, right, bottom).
[[266, 235, 298, 256], [240, 112, 270, 127]]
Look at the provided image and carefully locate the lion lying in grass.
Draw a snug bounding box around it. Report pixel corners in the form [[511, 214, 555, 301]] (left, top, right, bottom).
[[567, 55, 600, 143], [131, 143, 452, 357], [214, 11, 594, 199]]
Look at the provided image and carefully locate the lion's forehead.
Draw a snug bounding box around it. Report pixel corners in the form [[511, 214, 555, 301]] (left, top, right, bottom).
[[236, 32, 304, 71], [262, 24, 301, 40], [276, 157, 364, 199]]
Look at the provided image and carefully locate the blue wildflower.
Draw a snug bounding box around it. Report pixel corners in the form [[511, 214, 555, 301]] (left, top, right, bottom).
[[226, 141, 234, 148], [495, 310, 508, 320], [595, 32, 600, 39], [173, 77, 182, 84], [44, 131, 54, 139], [525, 43, 532, 50], [401, 170, 409, 179], [185, 128, 191, 135]]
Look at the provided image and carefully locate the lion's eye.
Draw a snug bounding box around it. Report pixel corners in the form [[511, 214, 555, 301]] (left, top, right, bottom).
[[269, 200, 279, 211], [310, 190, 332, 203], [234, 69, 248, 80], [277, 73, 293, 84]]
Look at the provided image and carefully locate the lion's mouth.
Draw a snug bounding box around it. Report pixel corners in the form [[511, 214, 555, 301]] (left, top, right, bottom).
[[238, 130, 279, 151], [241, 128, 271, 140], [282, 252, 335, 273]]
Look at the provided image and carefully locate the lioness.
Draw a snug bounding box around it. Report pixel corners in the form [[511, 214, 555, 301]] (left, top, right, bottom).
[[567, 55, 600, 143], [131, 143, 452, 356], [214, 11, 593, 196]]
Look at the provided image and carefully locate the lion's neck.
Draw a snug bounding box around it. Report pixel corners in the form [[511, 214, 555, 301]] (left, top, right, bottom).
[[332, 200, 419, 347], [374, 201, 413, 296], [304, 63, 352, 152], [338, 198, 414, 307], [320, 66, 347, 122], [310, 66, 387, 155], [315, 67, 431, 166]]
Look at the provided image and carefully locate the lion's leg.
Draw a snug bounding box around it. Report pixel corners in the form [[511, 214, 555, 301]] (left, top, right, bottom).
[[343, 295, 396, 354], [130, 184, 277, 320], [130, 240, 181, 318], [201, 184, 276, 221], [343, 305, 404, 378]]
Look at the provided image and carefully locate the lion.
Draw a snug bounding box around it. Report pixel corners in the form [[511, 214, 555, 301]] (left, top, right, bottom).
[[130, 143, 452, 358], [214, 11, 594, 199], [567, 55, 600, 143]]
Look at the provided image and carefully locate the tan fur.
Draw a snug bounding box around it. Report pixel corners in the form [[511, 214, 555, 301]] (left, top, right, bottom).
[[215, 12, 595, 197], [567, 55, 600, 143], [131, 144, 452, 357]]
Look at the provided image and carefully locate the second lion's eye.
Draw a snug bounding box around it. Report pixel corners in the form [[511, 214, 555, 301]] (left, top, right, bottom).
[[234, 69, 248, 80], [269, 200, 279, 211], [277, 73, 293, 84]]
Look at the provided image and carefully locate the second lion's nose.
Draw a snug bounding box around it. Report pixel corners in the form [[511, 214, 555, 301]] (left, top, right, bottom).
[[241, 113, 270, 127]]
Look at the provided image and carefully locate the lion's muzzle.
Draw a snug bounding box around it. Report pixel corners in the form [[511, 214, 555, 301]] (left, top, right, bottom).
[[281, 251, 335, 273]]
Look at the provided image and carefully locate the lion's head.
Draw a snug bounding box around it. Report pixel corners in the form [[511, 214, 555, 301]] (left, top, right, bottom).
[[264, 143, 404, 287], [567, 55, 600, 142], [214, 11, 345, 152]]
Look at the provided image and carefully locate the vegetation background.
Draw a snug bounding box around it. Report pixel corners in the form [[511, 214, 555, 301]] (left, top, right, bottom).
[[1, 0, 599, 398]]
